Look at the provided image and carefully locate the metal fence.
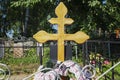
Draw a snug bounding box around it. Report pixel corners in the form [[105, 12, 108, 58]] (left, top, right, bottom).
[[81, 40, 120, 80], [81, 40, 120, 64], [0, 40, 120, 79]]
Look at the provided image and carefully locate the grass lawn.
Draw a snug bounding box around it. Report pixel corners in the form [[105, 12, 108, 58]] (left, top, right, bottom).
[[0, 47, 120, 80]]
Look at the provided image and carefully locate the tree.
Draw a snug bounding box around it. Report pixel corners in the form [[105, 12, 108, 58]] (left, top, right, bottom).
[[0, 0, 10, 37], [1, 0, 120, 39], [64, 0, 120, 39]]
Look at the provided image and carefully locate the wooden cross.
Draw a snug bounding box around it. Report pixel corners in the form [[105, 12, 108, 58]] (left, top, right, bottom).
[[33, 2, 89, 62]]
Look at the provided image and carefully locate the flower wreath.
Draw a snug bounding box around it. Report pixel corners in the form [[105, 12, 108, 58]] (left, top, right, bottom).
[[23, 60, 96, 80]]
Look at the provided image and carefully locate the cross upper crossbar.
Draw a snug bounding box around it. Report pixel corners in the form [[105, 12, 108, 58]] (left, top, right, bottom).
[[33, 2, 89, 61]]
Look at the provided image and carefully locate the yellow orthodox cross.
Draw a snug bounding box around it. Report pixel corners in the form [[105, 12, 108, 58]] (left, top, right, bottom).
[[33, 2, 89, 62]]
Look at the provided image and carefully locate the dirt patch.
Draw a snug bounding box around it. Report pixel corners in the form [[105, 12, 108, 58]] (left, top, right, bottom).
[[9, 63, 39, 74], [8, 63, 39, 80], [10, 74, 32, 80]]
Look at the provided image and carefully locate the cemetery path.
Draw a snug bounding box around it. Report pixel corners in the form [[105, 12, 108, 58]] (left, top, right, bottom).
[[10, 74, 30, 80]]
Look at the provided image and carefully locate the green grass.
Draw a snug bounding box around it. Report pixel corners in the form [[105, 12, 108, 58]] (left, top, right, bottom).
[[0, 48, 40, 74], [0, 48, 39, 65], [0, 47, 120, 80]]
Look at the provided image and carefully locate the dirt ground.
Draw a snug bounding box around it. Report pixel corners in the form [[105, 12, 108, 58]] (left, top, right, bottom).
[[9, 74, 31, 80]]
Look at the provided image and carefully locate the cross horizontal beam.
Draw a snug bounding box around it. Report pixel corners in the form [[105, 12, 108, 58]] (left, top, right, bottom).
[[33, 30, 89, 44]]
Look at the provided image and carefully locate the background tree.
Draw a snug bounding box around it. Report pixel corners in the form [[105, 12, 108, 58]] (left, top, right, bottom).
[[0, 0, 120, 40], [0, 0, 10, 37]]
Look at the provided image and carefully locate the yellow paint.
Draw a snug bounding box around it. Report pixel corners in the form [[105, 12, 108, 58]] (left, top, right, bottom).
[[33, 2, 89, 61]]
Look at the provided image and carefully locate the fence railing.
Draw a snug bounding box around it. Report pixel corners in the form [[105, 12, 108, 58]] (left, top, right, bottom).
[[82, 40, 120, 80], [0, 40, 120, 79]]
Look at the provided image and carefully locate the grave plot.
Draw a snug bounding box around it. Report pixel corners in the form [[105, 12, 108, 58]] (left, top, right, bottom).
[[23, 2, 120, 80], [23, 2, 97, 80]]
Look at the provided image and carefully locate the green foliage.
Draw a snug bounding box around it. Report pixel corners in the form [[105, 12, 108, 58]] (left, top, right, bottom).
[[116, 0, 120, 2], [42, 47, 50, 66], [0, 0, 120, 39], [66, 0, 120, 39], [99, 62, 120, 80], [88, 0, 100, 7], [10, 0, 42, 7]]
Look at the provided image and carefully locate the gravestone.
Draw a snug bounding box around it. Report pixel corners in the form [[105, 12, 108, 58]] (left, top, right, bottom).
[[50, 42, 72, 62], [0, 40, 4, 58], [13, 42, 24, 58]]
